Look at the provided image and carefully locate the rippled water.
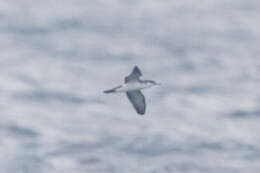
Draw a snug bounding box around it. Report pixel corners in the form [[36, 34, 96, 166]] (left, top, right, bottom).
[[1, 0, 260, 173]]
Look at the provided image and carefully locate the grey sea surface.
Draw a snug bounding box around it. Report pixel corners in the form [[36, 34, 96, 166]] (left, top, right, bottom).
[[1, 0, 260, 173]]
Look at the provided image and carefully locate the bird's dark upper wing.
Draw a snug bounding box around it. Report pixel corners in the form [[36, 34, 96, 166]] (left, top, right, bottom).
[[124, 66, 142, 83], [126, 90, 146, 115]]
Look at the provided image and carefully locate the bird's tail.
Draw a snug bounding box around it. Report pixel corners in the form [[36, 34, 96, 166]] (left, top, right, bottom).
[[103, 89, 116, 93], [103, 85, 122, 94]]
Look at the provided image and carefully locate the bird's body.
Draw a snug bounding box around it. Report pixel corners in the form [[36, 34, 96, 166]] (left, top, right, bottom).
[[107, 82, 154, 93], [104, 66, 159, 115]]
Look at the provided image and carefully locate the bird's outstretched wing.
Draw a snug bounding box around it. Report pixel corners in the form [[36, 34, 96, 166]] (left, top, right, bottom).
[[126, 90, 146, 115], [124, 66, 142, 83]]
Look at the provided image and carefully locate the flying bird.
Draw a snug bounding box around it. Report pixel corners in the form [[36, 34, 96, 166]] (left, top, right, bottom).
[[104, 66, 160, 115]]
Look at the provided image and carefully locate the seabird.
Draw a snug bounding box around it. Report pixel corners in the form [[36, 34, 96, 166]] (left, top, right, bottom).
[[104, 66, 160, 115]]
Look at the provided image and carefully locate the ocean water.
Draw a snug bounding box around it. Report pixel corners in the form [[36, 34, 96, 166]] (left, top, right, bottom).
[[0, 0, 260, 172]]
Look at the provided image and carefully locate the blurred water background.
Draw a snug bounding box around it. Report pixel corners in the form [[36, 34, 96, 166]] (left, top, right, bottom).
[[0, 0, 260, 172]]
